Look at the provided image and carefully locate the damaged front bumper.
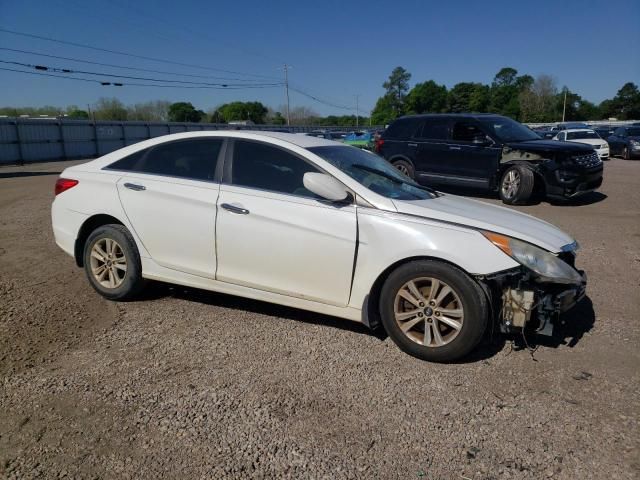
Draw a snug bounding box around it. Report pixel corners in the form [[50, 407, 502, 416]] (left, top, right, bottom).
[[478, 265, 587, 337]]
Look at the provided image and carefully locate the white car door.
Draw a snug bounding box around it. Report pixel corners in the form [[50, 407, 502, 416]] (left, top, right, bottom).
[[215, 139, 357, 306], [113, 138, 224, 279]]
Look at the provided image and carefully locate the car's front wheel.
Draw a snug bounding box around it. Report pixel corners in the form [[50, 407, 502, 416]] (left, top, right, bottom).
[[83, 224, 145, 300], [623, 146, 630, 160], [379, 260, 488, 362], [499, 165, 534, 204]]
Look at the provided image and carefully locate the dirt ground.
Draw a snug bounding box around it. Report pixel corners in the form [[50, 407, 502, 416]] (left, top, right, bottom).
[[1, 158, 638, 479]]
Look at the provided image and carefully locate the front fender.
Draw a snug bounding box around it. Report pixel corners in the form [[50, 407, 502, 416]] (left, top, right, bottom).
[[349, 208, 518, 310]]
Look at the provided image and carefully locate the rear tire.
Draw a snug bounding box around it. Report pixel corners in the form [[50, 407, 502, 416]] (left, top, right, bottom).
[[379, 260, 488, 363], [391, 159, 415, 180], [499, 165, 535, 204], [83, 224, 145, 301]]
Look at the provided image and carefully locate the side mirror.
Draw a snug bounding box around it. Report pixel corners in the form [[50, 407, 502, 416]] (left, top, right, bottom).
[[303, 172, 350, 202]]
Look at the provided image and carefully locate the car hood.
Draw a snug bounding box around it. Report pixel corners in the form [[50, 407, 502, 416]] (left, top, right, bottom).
[[392, 194, 574, 253], [506, 139, 593, 154], [568, 139, 605, 147]]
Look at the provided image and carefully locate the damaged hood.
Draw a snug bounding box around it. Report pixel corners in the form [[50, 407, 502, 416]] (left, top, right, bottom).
[[506, 139, 593, 154], [392, 194, 574, 253]]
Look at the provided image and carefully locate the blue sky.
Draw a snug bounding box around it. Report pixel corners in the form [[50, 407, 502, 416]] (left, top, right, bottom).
[[0, 0, 638, 116]]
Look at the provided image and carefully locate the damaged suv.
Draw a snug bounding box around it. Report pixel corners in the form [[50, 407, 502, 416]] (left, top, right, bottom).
[[376, 114, 603, 204]]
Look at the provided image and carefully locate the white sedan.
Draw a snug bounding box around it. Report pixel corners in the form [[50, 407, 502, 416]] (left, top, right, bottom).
[[554, 129, 610, 160], [52, 131, 586, 362]]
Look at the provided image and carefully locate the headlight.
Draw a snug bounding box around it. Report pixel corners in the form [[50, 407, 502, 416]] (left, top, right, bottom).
[[482, 231, 582, 284]]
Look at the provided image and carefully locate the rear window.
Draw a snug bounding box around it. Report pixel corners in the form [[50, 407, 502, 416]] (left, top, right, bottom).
[[417, 119, 450, 140], [382, 118, 420, 140]]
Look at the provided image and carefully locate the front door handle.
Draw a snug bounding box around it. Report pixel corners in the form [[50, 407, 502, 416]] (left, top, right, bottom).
[[449, 146, 462, 150], [124, 182, 146, 191], [221, 203, 249, 215], [407, 143, 418, 147]]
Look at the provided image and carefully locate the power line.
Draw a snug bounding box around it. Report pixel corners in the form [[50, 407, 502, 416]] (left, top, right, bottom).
[[289, 86, 354, 111], [0, 59, 283, 87], [0, 28, 281, 80], [0, 66, 282, 90], [0, 47, 278, 82]]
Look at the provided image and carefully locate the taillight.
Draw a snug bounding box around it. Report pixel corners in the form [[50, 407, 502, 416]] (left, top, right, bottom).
[[375, 138, 385, 153], [55, 178, 79, 195]]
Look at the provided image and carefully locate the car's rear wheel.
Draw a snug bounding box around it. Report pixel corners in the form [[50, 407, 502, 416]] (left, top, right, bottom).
[[379, 260, 488, 362], [83, 224, 145, 300], [391, 159, 415, 179], [499, 165, 534, 204]]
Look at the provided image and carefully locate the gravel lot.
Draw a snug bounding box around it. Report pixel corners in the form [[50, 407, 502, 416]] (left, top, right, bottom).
[[1, 158, 639, 479]]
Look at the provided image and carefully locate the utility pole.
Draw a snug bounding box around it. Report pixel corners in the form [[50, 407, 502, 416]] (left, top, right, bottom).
[[355, 95, 360, 128], [283, 64, 291, 126], [562, 89, 567, 122]]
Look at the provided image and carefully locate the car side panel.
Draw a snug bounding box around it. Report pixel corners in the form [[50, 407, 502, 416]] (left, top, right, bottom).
[[51, 169, 151, 259], [348, 208, 519, 310]]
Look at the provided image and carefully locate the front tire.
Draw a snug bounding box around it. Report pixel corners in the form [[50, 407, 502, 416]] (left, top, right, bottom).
[[83, 224, 145, 300], [623, 147, 630, 160], [379, 260, 488, 362], [499, 165, 534, 204]]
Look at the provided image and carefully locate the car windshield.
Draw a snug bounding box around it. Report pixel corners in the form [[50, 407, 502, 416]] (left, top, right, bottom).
[[307, 146, 438, 200], [627, 127, 640, 136], [567, 131, 600, 140], [477, 117, 541, 142]]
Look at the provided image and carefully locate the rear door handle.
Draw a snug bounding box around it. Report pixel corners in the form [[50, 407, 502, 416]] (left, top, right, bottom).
[[221, 203, 249, 215], [449, 146, 462, 150], [123, 182, 146, 191]]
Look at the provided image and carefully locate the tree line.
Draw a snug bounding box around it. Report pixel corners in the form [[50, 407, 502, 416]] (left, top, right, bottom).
[[371, 66, 640, 125], [0, 99, 370, 126]]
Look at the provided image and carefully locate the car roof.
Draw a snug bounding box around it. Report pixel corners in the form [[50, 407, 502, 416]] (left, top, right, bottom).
[[149, 130, 339, 148], [562, 128, 596, 133], [397, 113, 502, 120]]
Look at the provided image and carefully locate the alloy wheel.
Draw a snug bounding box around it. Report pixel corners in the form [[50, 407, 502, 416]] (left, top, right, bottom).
[[89, 238, 127, 289], [393, 277, 464, 347], [394, 163, 410, 175], [501, 170, 520, 200]]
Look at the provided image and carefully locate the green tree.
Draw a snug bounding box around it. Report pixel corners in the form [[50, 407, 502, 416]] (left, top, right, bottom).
[[371, 94, 397, 125], [608, 82, 640, 120], [66, 109, 89, 119], [168, 102, 204, 122], [217, 101, 268, 123], [382, 66, 411, 116], [489, 67, 532, 119], [93, 98, 128, 120], [448, 83, 490, 113], [405, 80, 448, 114]]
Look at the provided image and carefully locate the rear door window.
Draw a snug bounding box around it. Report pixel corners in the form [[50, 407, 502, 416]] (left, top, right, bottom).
[[107, 138, 223, 181]]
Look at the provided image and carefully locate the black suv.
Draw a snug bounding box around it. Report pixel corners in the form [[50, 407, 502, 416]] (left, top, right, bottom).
[[376, 114, 603, 204]]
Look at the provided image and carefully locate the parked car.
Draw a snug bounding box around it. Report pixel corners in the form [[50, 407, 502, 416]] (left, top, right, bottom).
[[51, 131, 587, 362], [343, 131, 375, 150], [607, 126, 640, 159], [556, 122, 589, 131], [531, 127, 557, 139], [303, 131, 347, 141], [592, 125, 617, 140], [376, 114, 603, 204], [553, 129, 609, 160]]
